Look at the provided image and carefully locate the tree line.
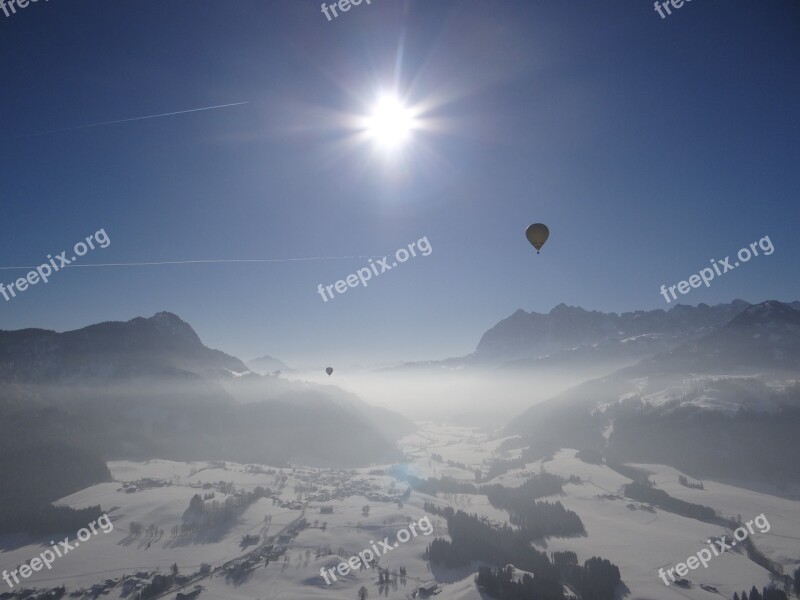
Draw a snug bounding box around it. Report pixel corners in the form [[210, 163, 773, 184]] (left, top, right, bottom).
[[0, 441, 111, 535], [424, 508, 620, 600], [734, 586, 788, 600]]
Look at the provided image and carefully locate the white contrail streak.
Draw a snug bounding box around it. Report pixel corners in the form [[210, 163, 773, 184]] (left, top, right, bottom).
[[0, 256, 383, 271], [5, 102, 249, 139]]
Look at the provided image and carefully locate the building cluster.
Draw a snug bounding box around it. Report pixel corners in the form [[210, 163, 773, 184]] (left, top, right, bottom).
[[119, 478, 172, 494], [223, 519, 309, 583], [290, 468, 408, 504]]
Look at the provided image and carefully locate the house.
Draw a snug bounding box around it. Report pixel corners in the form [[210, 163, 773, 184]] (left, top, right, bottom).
[[417, 581, 440, 596]]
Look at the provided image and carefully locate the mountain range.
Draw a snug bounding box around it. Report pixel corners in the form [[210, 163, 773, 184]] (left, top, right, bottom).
[[385, 301, 795, 385], [505, 300, 800, 483], [3, 298, 799, 519], [0, 312, 412, 472], [246, 354, 291, 374], [0, 311, 251, 383], [474, 300, 755, 363]]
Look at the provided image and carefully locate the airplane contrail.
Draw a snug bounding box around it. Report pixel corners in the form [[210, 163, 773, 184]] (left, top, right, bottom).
[[4, 102, 249, 139], [0, 256, 384, 271]]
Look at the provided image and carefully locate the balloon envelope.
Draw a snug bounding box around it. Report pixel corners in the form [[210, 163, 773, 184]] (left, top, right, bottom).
[[326, 367, 333, 376], [525, 223, 549, 253]]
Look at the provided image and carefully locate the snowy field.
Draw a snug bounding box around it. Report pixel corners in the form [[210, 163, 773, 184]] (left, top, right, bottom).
[[1, 424, 798, 600]]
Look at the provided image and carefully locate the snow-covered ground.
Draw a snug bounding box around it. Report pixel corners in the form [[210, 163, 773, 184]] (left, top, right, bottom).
[[540, 450, 780, 600], [1, 424, 798, 600]]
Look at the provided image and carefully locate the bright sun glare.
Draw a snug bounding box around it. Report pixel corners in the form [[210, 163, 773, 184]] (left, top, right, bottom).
[[365, 95, 415, 150]]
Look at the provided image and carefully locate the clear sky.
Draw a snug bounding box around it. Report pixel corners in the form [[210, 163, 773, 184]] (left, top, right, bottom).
[[1, 0, 798, 367]]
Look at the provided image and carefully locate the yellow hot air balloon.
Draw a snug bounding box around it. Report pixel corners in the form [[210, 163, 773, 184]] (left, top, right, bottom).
[[525, 223, 549, 254]]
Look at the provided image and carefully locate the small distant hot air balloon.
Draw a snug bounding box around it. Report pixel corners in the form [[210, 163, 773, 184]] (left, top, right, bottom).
[[525, 223, 550, 254], [326, 367, 333, 377]]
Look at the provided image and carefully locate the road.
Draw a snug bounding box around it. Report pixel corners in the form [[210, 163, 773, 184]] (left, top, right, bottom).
[[148, 504, 307, 600]]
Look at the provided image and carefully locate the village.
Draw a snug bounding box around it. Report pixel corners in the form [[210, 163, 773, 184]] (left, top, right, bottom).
[[0, 459, 437, 600]]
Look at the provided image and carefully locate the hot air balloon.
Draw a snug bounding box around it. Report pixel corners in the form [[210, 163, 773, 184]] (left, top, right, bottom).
[[525, 223, 549, 254], [326, 367, 333, 376]]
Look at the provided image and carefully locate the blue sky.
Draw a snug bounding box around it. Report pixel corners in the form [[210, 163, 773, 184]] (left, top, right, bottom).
[[1, 0, 798, 367]]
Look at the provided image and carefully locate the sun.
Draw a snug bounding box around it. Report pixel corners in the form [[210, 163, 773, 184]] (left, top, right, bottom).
[[364, 94, 416, 150]]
